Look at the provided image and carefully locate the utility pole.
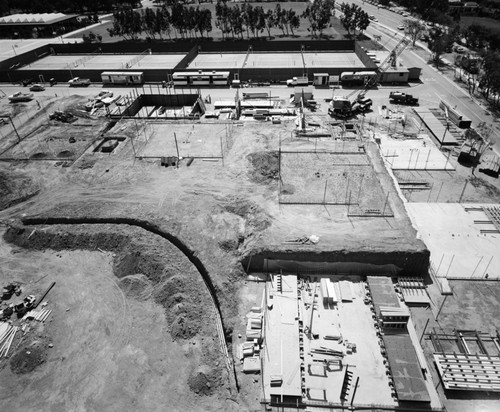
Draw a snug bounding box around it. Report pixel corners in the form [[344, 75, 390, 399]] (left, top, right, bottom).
[[174, 132, 180, 168]]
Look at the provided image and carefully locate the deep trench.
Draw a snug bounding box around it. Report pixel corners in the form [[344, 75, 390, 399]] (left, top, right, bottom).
[[19, 216, 239, 392]]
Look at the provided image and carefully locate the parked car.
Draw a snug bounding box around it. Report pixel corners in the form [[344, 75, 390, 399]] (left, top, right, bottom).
[[455, 46, 465, 53], [29, 84, 45, 92], [397, 25, 405, 30], [94, 90, 113, 100]]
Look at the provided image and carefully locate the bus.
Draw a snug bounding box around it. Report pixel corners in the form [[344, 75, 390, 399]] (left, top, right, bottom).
[[172, 70, 230, 87], [101, 71, 144, 85]]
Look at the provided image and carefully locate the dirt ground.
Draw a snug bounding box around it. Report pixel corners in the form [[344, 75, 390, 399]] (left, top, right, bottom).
[[0, 225, 232, 411], [0, 82, 494, 411]]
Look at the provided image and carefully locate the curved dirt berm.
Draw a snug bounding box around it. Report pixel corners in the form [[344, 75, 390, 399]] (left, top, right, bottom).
[[2, 223, 235, 411]]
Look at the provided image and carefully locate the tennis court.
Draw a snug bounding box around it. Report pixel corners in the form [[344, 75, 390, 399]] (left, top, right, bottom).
[[20, 53, 186, 71], [244, 52, 304, 68], [188, 53, 247, 69], [302, 52, 364, 68]]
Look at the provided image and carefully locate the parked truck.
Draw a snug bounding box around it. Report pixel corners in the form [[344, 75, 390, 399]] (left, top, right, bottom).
[[286, 77, 309, 87], [389, 91, 418, 105], [328, 95, 372, 118], [68, 77, 91, 87]]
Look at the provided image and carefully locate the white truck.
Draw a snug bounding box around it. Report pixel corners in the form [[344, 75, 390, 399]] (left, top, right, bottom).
[[286, 76, 309, 87], [68, 77, 91, 87]]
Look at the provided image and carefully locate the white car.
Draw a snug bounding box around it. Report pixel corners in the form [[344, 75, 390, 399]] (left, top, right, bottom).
[[397, 25, 405, 30], [95, 90, 114, 100]]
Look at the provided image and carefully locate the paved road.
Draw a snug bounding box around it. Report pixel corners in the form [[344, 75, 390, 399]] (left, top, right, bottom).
[[349, 0, 500, 151]]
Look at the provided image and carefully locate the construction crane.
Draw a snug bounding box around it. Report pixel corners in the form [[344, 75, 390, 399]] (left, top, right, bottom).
[[329, 36, 411, 118]]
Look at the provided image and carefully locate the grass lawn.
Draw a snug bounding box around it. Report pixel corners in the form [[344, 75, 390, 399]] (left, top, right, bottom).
[[67, 1, 350, 42], [459, 16, 500, 34]]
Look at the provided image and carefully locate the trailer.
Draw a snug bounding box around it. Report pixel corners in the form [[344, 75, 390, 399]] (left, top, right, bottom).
[[101, 71, 144, 85], [340, 71, 377, 86]]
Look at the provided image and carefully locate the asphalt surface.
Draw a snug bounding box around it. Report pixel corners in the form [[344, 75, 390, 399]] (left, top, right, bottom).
[[348, 0, 500, 152], [1, 2, 498, 152]]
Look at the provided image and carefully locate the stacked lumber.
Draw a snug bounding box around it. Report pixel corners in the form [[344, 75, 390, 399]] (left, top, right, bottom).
[[0, 323, 18, 357], [311, 347, 344, 357], [23, 308, 52, 322]]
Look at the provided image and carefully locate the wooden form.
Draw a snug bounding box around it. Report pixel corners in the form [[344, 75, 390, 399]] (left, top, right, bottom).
[[430, 329, 500, 356], [434, 352, 500, 391], [483, 206, 500, 233]]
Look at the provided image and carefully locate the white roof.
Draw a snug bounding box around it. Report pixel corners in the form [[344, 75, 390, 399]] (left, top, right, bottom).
[[0, 13, 72, 25]]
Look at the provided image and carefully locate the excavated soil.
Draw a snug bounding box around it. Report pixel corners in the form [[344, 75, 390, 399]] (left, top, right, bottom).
[[246, 151, 279, 184], [0, 169, 40, 211], [4, 224, 222, 345], [10, 338, 48, 375]]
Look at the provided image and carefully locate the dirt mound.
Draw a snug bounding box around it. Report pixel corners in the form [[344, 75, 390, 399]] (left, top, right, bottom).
[[188, 370, 218, 396], [0, 169, 40, 211], [247, 151, 279, 183], [118, 274, 153, 300], [10, 339, 48, 374], [76, 157, 97, 169], [153, 275, 211, 340], [113, 249, 166, 283], [223, 197, 271, 232], [57, 150, 74, 158]]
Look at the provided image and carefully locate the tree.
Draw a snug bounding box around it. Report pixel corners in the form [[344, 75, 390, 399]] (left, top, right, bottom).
[[253, 6, 266, 38], [230, 5, 244, 39], [425, 25, 458, 67], [404, 19, 425, 46], [171, 2, 186, 38], [242, 3, 256, 39], [340, 3, 370, 38], [107, 9, 143, 40], [156, 7, 171, 39], [215, 0, 231, 40], [274, 4, 287, 36], [287, 9, 300, 36], [462, 24, 490, 50], [478, 50, 500, 102], [263, 9, 275, 38], [196, 8, 212, 38], [142, 7, 158, 40], [302, 0, 335, 38]]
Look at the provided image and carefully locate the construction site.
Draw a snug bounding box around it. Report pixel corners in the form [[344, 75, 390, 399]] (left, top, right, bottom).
[[1, 33, 500, 412]]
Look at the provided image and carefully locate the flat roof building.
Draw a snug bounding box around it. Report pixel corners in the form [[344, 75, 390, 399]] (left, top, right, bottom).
[[0, 13, 78, 39]]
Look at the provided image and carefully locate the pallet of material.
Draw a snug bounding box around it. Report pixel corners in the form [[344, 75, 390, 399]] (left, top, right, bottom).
[[320, 278, 329, 304], [246, 330, 261, 341], [328, 280, 338, 304], [339, 281, 353, 302], [243, 356, 261, 373]]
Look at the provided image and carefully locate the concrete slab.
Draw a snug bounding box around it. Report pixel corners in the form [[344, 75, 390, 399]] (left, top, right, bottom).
[[301, 277, 396, 406], [406, 203, 500, 279], [377, 133, 455, 171], [413, 107, 459, 146], [263, 274, 302, 399]]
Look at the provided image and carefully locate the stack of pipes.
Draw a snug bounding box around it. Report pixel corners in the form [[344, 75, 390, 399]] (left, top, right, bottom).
[[24, 308, 52, 322], [0, 324, 18, 357]]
